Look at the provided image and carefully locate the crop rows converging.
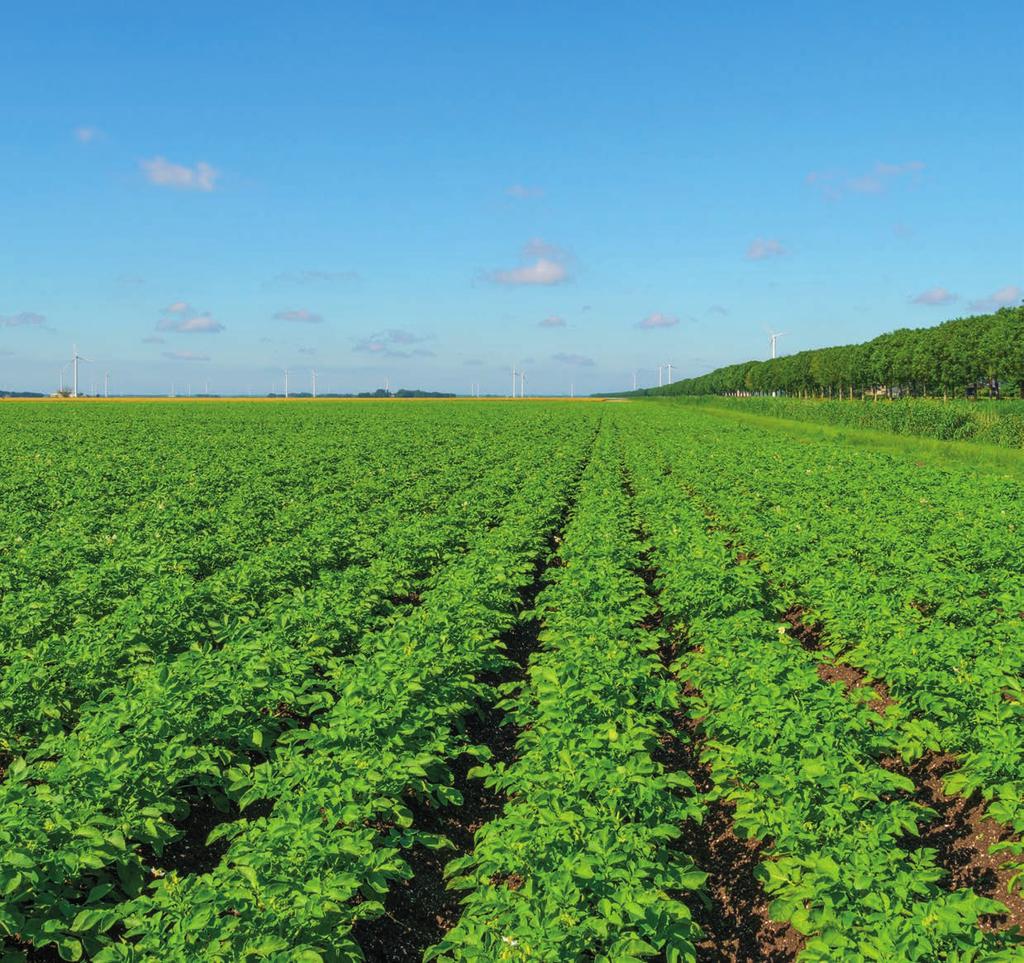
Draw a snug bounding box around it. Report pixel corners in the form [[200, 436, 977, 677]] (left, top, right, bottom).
[[2, 399, 1024, 962]]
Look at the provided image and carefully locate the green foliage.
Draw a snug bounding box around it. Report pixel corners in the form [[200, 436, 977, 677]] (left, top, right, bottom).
[[626, 307, 1024, 400], [688, 396, 1024, 448]]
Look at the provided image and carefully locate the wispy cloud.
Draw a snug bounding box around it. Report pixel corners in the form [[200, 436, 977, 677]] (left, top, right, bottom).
[[354, 329, 434, 358], [117, 274, 146, 285], [274, 309, 324, 324], [506, 184, 544, 199], [163, 350, 210, 362], [807, 161, 925, 200], [0, 311, 47, 328], [268, 269, 360, 286], [156, 302, 224, 333], [637, 312, 679, 330], [488, 239, 572, 286], [893, 223, 914, 239], [708, 304, 729, 316], [746, 238, 787, 261], [142, 335, 165, 344], [910, 286, 958, 306], [552, 352, 594, 366], [538, 316, 566, 328], [970, 285, 1021, 312], [141, 156, 219, 191], [74, 126, 102, 143]]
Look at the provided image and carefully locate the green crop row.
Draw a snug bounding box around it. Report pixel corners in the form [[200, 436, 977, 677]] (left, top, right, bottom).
[[429, 425, 704, 962], [621, 405, 1024, 908], [622, 437, 1020, 960], [94, 435, 586, 961]]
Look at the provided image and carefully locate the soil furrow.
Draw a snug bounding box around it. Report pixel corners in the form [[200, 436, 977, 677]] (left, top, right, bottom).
[[626, 471, 802, 963], [353, 501, 576, 960], [693, 488, 1024, 940]]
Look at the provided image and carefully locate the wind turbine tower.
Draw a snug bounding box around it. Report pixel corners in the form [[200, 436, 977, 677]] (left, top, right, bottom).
[[311, 369, 318, 399], [769, 331, 787, 359], [70, 344, 91, 399]]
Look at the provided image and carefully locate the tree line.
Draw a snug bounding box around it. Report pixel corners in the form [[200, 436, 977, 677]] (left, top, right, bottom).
[[630, 307, 1024, 399]]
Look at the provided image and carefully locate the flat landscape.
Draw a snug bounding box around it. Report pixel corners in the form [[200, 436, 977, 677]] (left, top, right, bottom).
[[3, 399, 1024, 961]]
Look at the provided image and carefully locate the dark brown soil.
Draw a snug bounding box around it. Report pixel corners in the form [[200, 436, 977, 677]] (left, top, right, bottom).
[[354, 747, 508, 961], [662, 707, 803, 963], [815, 661, 896, 715], [780, 606, 825, 650], [354, 505, 566, 961], [888, 752, 1024, 933]]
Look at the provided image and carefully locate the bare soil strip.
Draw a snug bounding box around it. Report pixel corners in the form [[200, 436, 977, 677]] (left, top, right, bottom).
[[685, 477, 1024, 941], [628, 484, 803, 963], [354, 517, 569, 960], [884, 752, 1024, 933]]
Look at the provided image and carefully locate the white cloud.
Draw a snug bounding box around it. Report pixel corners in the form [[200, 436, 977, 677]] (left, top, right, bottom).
[[507, 184, 544, 199], [142, 335, 165, 344], [807, 161, 925, 199], [354, 329, 433, 358], [552, 352, 594, 366], [156, 302, 224, 333], [746, 238, 787, 261], [539, 316, 566, 328], [163, 350, 210, 362], [970, 285, 1022, 312], [0, 311, 46, 327], [141, 156, 219, 191], [708, 304, 728, 316], [910, 286, 958, 306], [637, 312, 679, 330], [75, 126, 101, 143], [274, 309, 324, 324], [489, 239, 572, 286]]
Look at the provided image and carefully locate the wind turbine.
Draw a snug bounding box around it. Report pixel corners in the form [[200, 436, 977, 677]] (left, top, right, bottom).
[[664, 361, 673, 384], [632, 370, 638, 391], [511, 365, 517, 398], [70, 344, 91, 398], [519, 369, 526, 398], [311, 369, 318, 399], [283, 368, 290, 399], [768, 330, 787, 359], [104, 372, 109, 398], [657, 363, 664, 388]]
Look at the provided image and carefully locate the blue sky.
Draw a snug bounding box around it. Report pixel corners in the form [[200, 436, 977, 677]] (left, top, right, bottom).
[[2, 1, 1021, 395]]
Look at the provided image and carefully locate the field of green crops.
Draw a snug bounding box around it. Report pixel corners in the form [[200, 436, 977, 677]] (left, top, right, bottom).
[[2, 399, 1024, 962]]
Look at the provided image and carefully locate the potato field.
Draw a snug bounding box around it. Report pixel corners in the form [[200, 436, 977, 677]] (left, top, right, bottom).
[[2, 400, 1023, 962]]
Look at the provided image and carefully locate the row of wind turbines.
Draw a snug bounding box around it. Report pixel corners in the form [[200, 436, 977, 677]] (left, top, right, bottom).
[[55, 330, 789, 399]]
